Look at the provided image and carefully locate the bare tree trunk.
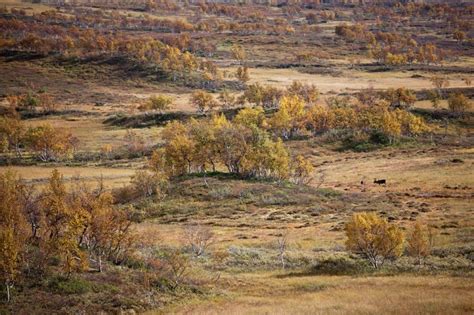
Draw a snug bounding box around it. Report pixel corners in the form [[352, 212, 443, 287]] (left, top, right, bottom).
[[280, 253, 285, 269], [98, 254, 103, 273], [6, 282, 10, 303], [211, 161, 216, 172]]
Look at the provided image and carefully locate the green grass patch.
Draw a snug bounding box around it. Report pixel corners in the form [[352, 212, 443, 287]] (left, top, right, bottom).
[[46, 276, 92, 295]]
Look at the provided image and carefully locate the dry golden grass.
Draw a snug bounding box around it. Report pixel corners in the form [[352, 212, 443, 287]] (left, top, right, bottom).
[[24, 116, 161, 151], [153, 273, 474, 315], [0, 165, 136, 187], [308, 146, 474, 191], [243, 67, 471, 93], [134, 222, 339, 251]]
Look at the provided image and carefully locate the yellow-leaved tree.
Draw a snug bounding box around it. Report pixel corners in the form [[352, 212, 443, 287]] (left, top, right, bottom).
[[305, 105, 335, 134], [161, 121, 196, 175], [345, 212, 404, 269], [395, 110, 431, 136], [0, 171, 29, 302], [380, 110, 402, 143], [234, 106, 266, 129], [242, 133, 290, 180], [188, 117, 220, 172], [269, 95, 306, 139]]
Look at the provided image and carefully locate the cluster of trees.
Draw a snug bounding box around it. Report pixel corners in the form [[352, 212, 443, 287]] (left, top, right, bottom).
[[232, 83, 428, 143], [335, 23, 447, 65], [196, 2, 266, 21], [275, 95, 428, 142], [370, 41, 445, 66], [43, 0, 180, 12], [426, 76, 472, 113], [0, 17, 216, 83], [0, 116, 77, 161], [26, 9, 193, 34], [0, 170, 134, 301], [240, 81, 319, 109], [346, 212, 434, 269], [6, 91, 57, 113], [143, 86, 429, 183], [179, 83, 429, 144], [148, 114, 313, 183], [365, 2, 472, 33], [193, 19, 295, 36], [185, 80, 318, 113]]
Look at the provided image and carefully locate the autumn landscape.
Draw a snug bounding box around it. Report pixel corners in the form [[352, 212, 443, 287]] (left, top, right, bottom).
[[0, 0, 473, 314]]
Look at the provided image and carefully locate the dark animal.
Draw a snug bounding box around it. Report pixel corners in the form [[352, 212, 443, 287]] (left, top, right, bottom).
[[374, 179, 386, 185]]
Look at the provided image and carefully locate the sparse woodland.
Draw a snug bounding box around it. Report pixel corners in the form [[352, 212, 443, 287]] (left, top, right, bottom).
[[0, 0, 473, 314]]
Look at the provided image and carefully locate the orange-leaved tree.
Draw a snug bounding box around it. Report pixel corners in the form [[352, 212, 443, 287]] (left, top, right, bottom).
[[40, 170, 89, 276], [26, 124, 77, 161], [406, 222, 433, 265]]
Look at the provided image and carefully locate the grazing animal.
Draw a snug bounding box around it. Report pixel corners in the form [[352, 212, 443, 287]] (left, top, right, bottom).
[[374, 178, 386, 185]]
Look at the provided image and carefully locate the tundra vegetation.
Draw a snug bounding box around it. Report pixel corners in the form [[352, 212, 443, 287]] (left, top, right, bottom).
[[0, 0, 473, 314]]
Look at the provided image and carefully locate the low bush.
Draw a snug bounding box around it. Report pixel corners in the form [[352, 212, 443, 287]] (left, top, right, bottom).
[[393, 255, 473, 274], [207, 185, 233, 200], [310, 255, 369, 275], [46, 276, 92, 295], [340, 131, 389, 152]]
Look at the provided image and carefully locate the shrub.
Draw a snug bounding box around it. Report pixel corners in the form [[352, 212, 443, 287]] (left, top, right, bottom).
[[123, 130, 148, 157], [25, 124, 77, 161], [183, 225, 215, 257], [448, 93, 471, 114], [164, 250, 191, 289], [131, 170, 169, 199], [369, 130, 391, 145], [139, 95, 173, 113], [191, 90, 218, 113], [208, 185, 232, 200], [235, 66, 250, 83], [227, 246, 272, 268]]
